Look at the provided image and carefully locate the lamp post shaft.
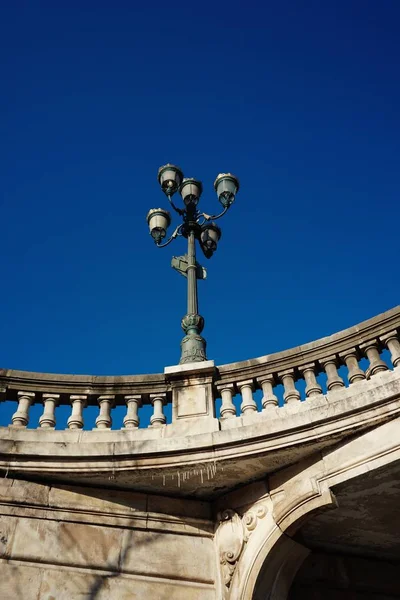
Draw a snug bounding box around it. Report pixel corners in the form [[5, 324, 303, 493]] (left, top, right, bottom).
[[187, 228, 198, 315], [179, 224, 207, 364]]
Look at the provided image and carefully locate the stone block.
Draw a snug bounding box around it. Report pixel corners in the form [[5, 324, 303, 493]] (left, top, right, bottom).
[[119, 528, 215, 582], [39, 568, 110, 600], [0, 562, 42, 599], [147, 494, 211, 520], [11, 518, 123, 570], [0, 477, 49, 506], [7, 514, 215, 584], [49, 483, 147, 515], [0, 514, 17, 558], [171, 380, 216, 423], [38, 567, 215, 600]]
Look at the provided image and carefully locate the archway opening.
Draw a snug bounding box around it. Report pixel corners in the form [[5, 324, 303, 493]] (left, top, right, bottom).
[[288, 461, 400, 599]]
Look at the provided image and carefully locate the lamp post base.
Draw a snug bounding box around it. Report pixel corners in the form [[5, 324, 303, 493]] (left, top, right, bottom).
[[179, 333, 207, 364], [179, 313, 207, 364]]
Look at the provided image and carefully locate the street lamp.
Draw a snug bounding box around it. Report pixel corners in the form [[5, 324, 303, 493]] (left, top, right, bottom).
[[147, 163, 239, 364]]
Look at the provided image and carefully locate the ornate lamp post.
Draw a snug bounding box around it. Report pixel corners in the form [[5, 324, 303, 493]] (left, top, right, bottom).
[[147, 164, 239, 365]]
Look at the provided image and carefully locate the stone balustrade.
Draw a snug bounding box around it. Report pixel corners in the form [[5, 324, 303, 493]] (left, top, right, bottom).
[[0, 306, 399, 431], [5, 390, 168, 431], [214, 307, 400, 419]]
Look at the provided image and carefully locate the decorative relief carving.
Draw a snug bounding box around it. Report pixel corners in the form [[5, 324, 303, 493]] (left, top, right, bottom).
[[180, 332, 207, 363], [242, 503, 268, 541], [216, 503, 268, 590], [216, 509, 244, 588]]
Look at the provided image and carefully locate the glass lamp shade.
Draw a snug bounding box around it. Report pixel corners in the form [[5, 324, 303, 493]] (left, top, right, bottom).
[[201, 222, 221, 254], [179, 178, 203, 207], [157, 164, 183, 196], [214, 173, 240, 208], [146, 208, 171, 244]]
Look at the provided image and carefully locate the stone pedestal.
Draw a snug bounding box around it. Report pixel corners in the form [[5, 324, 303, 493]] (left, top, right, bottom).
[[164, 360, 219, 436]]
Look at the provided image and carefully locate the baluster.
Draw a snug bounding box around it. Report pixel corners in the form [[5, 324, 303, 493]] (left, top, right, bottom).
[[320, 357, 345, 391], [360, 340, 388, 377], [278, 369, 301, 405], [95, 395, 114, 429], [299, 364, 322, 398], [123, 395, 142, 428], [257, 375, 278, 410], [12, 391, 35, 427], [150, 393, 167, 427], [238, 380, 258, 415], [216, 383, 236, 419], [339, 348, 366, 384], [380, 331, 400, 368], [39, 393, 60, 428], [67, 395, 87, 429]]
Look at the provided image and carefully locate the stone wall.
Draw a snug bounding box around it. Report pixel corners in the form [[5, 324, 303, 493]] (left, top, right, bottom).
[[0, 478, 215, 599]]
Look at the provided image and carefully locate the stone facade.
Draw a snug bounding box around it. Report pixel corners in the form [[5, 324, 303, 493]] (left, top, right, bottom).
[[0, 478, 215, 599], [0, 307, 400, 598]]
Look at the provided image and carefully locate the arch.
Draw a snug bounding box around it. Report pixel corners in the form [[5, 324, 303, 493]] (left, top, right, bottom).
[[228, 416, 400, 600], [252, 535, 309, 600], [229, 492, 335, 600]]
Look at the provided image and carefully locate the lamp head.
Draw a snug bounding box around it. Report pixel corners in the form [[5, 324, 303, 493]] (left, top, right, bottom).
[[146, 208, 171, 244], [179, 178, 203, 207], [214, 173, 239, 208], [200, 222, 221, 257], [157, 164, 184, 196]]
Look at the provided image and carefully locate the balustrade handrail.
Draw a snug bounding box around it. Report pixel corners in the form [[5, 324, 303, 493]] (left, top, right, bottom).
[[0, 307, 399, 402], [0, 370, 167, 404], [216, 305, 400, 385]]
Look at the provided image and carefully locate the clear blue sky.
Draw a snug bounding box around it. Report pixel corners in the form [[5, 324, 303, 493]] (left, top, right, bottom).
[[1, 0, 399, 377]]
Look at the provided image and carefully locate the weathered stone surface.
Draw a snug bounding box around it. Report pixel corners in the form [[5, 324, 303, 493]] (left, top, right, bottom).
[[0, 368, 400, 500], [0, 307, 399, 599], [0, 564, 43, 599], [0, 477, 216, 599], [0, 562, 216, 600]]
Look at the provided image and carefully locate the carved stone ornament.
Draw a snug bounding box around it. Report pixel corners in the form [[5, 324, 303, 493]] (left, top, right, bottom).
[[242, 503, 268, 542], [215, 509, 244, 589]]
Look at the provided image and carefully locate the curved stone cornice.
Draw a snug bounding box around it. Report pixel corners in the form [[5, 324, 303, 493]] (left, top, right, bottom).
[[0, 369, 399, 497], [0, 306, 399, 497]]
